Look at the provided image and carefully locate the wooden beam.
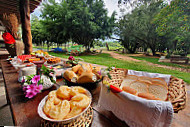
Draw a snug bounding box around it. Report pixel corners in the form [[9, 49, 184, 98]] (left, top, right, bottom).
[[19, 0, 33, 54]]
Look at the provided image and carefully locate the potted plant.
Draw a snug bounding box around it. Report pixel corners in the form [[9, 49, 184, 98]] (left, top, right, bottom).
[[66, 56, 83, 66], [2, 32, 16, 57]]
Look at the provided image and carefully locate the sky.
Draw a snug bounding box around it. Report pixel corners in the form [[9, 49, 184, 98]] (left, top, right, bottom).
[[32, 0, 124, 19]]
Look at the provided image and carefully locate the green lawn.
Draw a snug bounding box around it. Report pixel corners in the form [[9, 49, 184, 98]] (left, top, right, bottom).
[[49, 52, 190, 84], [130, 56, 190, 69]]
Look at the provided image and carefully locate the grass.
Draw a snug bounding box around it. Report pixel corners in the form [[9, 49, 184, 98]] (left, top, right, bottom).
[[49, 52, 190, 84], [130, 56, 190, 69]]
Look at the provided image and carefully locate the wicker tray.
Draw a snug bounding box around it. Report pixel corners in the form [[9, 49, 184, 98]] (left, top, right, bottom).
[[103, 68, 187, 113], [41, 106, 93, 127]]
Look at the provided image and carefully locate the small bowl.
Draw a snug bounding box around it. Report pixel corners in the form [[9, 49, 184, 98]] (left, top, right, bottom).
[[37, 87, 92, 124]]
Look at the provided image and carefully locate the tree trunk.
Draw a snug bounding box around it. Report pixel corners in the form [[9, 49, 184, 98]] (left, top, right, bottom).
[[150, 47, 156, 56], [106, 42, 109, 51], [19, 0, 33, 54]]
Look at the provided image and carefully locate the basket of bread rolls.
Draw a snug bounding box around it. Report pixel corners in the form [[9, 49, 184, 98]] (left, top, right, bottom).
[[63, 63, 102, 90], [38, 86, 92, 124], [103, 68, 187, 113]]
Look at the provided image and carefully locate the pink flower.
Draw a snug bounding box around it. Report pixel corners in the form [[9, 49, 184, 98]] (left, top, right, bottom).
[[68, 56, 75, 61], [23, 86, 27, 91], [31, 75, 40, 84], [26, 84, 38, 93], [25, 91, 37, 98], [35, 84, 43, 93]]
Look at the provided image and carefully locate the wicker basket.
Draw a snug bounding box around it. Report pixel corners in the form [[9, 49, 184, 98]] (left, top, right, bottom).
[[103, 68, 187, 113]]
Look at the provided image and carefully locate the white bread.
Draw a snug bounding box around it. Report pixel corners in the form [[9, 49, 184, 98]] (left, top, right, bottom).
[[151, 78, 167, 88], [129, 81, 149, 93], [138, 76, 152, 84], [120, 78, 137, 88], [137, 93, 161, 100], [122, 86, 137, 95], [148, 84, 168, 101], [126, 75, 138, 80]]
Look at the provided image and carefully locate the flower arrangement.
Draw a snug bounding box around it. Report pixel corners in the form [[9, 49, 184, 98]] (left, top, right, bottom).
[[21, 65, 56, 99], [22, 75, 43, 99], [41, 65, 56, 84], [66, 56, 83, 66]]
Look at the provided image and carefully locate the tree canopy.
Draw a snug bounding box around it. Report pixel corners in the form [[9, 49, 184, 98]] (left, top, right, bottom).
[[38, 0, 116, 51], [153, 0, 190, 54]]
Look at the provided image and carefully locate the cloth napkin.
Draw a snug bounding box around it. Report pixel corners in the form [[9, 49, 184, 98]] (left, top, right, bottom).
[[98, 70, 173, 127]]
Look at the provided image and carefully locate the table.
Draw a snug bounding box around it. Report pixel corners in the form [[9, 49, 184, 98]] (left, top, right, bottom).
[[0, 59, 128, 127]]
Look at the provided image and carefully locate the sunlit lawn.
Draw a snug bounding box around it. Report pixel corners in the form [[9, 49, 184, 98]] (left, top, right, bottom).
[[49, 52, 190, 84], [130, 56, 190, 69]]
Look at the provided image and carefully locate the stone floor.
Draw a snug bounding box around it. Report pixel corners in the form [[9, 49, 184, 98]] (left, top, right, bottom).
[[0, 68, 13, 126]]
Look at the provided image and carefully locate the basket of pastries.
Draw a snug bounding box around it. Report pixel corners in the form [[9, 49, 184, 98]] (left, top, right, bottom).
[[103, 68, 187, 113], [38, 86, 92, 125], [63, 63, 102, 90]]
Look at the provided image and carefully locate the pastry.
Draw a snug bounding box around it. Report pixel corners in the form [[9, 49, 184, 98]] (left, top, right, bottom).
[[72, 65, 81, 73], [48, 100, 70, 120], [63, 70, 78, 83], [77, 64, 92, 76], [56, 86, 71, 100], [70, 94, 90, 108], [77, 72, 97, 83]]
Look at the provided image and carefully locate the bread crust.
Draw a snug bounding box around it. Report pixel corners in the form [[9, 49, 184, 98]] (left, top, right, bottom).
[[137, 93, 161, 100], [122, 86, 137, 95]]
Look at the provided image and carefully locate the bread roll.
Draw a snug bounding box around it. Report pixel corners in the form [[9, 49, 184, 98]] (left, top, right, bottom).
[[122, 86, 137, 95], [130, 81, 149, 93], [137, 93, 161, 100], [78, 64, 92, 76], [92, 66, 101, 79], [77, 72, 97, 83], [148, 84, 168, 101], [72, 65, 81, 73], [63, 70, 78, 82]]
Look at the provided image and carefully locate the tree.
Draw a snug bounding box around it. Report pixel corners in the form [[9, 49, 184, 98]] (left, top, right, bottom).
[[40, 0, 116, 51], [117, 1, 165, 55], [153, 0, 190, 54]]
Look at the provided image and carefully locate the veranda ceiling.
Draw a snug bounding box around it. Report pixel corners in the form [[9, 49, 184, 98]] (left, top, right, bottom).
[[0, 0, 42, 19]]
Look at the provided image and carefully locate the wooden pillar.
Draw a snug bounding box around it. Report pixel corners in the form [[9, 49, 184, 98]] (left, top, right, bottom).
[[19, 0, 33, 54]]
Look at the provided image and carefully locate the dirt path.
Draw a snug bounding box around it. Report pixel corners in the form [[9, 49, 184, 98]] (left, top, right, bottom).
[[103, 50, 190, 73]]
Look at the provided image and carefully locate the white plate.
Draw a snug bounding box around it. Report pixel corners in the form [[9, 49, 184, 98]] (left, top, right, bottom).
[[38, 87, 92, 123]]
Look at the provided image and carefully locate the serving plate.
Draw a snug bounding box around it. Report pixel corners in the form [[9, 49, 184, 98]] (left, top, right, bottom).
[[37, 87, 92, 124]]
